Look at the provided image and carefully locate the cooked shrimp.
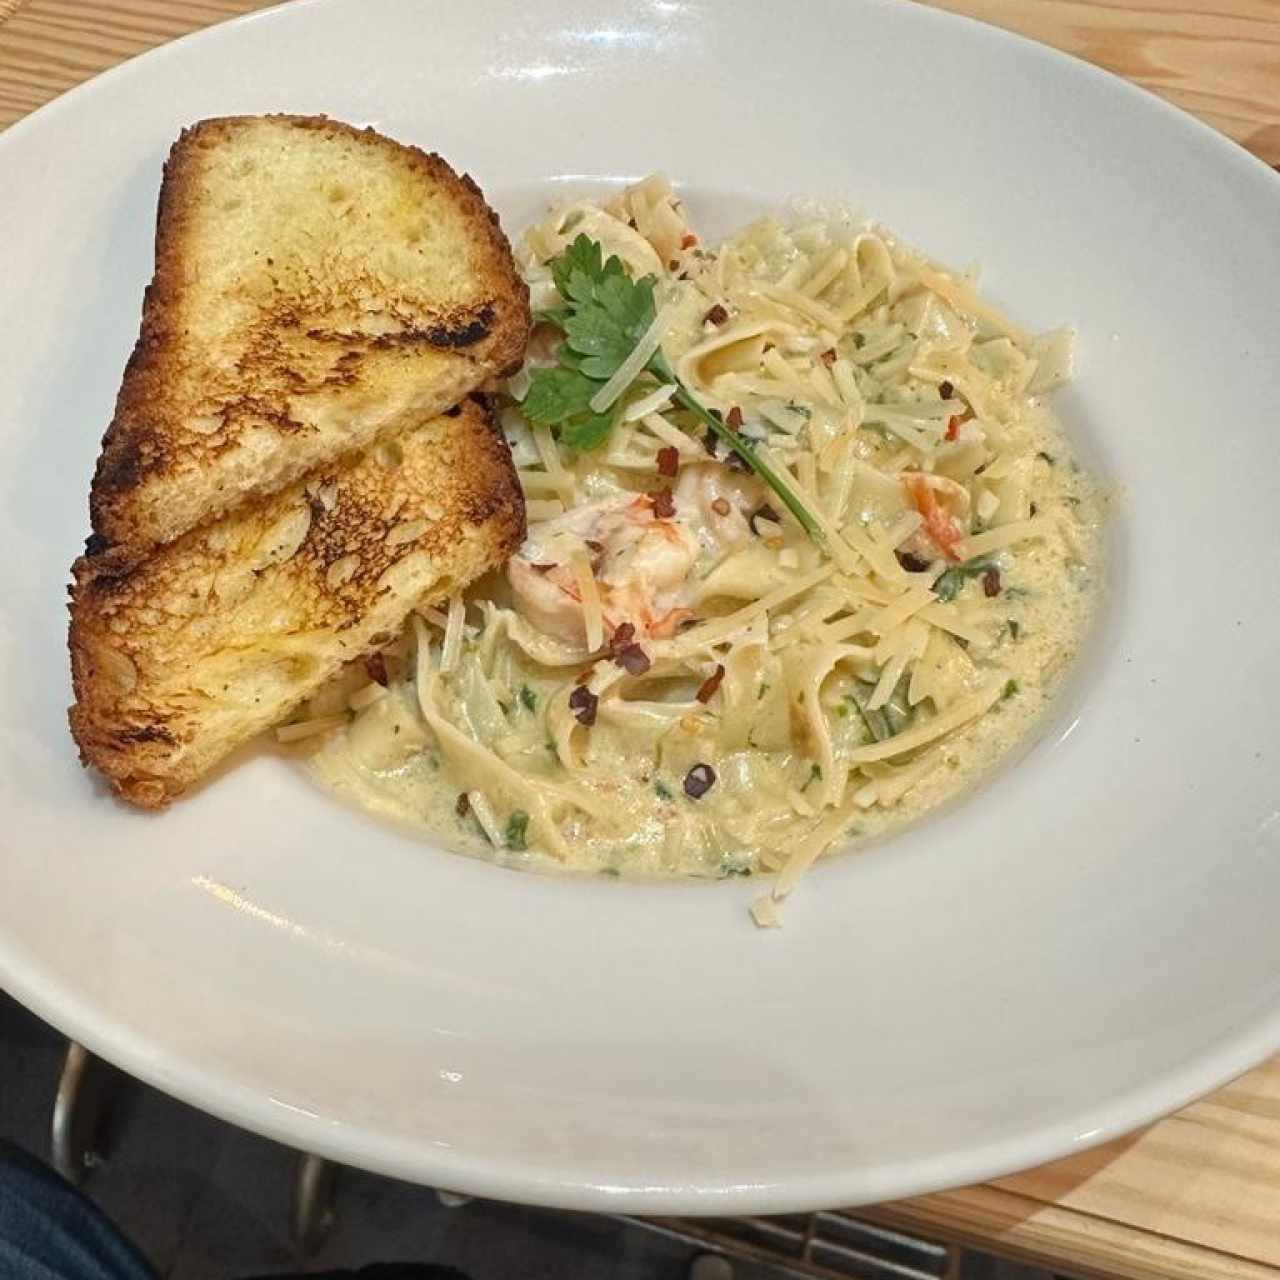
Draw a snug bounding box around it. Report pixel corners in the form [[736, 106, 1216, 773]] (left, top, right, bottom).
[[901, 472, 970, 562], [508, 493, 698, 648], [676, 463, 763, 557]]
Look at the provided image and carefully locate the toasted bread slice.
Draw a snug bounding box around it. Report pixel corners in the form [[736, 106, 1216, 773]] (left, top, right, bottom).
[[89, 114, 529, 564], [69, 396, 524, 808]]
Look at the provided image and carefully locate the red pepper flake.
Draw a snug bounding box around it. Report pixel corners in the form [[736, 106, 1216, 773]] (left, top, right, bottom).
[[575, 668, 593, 685], [568, 683, 599, 726], [725, 405, 744, 431], [820, 348, 837, 366], [711, 497, 731, 517], [363, 653, 389, 686], [584, 539, 606, 572], [895, 550, 931, 573], [615, 643, 651, 676], [683, 763, 716, 799], [650, 487, 676, 519], [455, 792, 470, 817], [704, 303, 729, 327], [656, 446, 680, 477], [680, 233, 697, 249], [939, 380, 954, 399], [749, 503, 781, 535], [696, 664, 726, 703], [982, 568, 1002, 598], [945, 417, 960, 442], [609, 622, 636, 654]]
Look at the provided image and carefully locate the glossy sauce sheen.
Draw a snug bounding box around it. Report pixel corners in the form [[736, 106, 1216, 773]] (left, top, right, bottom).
[[306, 407, 1104, 880]]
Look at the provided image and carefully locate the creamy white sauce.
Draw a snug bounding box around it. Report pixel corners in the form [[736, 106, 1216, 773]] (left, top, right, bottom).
[[303, 406, 1105, 881]]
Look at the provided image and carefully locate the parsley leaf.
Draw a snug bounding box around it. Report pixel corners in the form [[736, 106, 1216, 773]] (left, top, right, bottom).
[[551, 233, 624, 301], [560, 407, 619, 452], [522, 364, 619, 452], [532, 306, 571, 329], [518, 233, 821, 539], [564, 273, 658, 379], [521, 366, 596, 426]]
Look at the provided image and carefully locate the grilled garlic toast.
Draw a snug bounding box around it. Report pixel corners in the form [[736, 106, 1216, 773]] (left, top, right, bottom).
[[69, 397, 524, 808], [89, 114, 529, 565]]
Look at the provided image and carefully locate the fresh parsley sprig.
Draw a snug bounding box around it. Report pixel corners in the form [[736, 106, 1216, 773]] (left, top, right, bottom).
[[519, 234, 821, 541]]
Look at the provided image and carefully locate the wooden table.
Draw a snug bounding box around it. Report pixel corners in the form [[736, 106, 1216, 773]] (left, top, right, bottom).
[[2, 3, 1278, 1277]]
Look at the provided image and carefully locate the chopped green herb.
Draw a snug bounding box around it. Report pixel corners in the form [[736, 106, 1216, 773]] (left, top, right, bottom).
[[1007, 619, 1021, 640], [1036, 450, 1056, 466], [1003, 679, 1019, 700], [505, 810, 530, 851], [757, 681, 771, 700], [600, 865, 621, 878], [845, 688, 891, 743], [654, 780, 674, 801], [520, 234, 821, 539], [718, 857, 753, 879], [801, 763, 822, 791], [934, 554, 998, 603], [882, 695, 914, 736], [519, 684, 537, 713]]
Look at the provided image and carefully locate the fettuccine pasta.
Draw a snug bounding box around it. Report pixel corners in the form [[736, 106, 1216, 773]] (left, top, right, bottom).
[[296, 177, 1106, 922]]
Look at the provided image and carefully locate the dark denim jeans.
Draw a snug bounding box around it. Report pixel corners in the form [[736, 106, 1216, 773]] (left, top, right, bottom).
[[0, 1139, 469, 1280], [0, 1140, 154, 1280]]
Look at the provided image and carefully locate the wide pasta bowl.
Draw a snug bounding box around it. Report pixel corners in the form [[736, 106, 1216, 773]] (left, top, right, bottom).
[[0, 0, 1278, 1212]]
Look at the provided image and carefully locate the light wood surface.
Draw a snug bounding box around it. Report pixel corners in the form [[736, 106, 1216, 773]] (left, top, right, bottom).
[[867, 1057, 1280, 1279], [2, 2, 1279, 1277], [925, 0, 1280, 165]]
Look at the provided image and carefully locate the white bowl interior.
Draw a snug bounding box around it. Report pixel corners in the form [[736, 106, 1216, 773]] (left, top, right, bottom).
[[0, 0, 1278, 1212]]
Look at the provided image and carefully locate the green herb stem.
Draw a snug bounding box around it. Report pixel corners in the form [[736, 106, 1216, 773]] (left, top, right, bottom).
[[666, 380, 823, 542]]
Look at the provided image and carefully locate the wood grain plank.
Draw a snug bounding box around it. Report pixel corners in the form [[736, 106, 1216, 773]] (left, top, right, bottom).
[[921, 0, 1280, 163], [860, 1185, 1280, 1280], [991, 1058, 1280, 1268], [870, 1058, 1280, 1277], [0, 0, 265, 130]]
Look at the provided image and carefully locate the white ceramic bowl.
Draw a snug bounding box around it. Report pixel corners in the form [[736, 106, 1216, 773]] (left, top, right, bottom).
[[2, 0, 1278, 1213]]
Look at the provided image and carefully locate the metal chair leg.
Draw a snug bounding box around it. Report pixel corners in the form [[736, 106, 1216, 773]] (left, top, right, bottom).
[[291, 1151, 337, 1254], [51, 1041, 114, 1184]]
